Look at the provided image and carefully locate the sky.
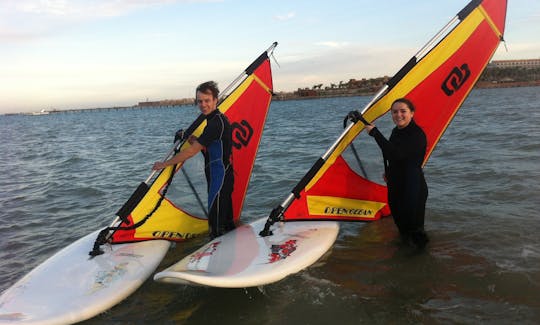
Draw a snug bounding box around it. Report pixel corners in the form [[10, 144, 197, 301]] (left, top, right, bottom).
[[1, 0, 538, 114]]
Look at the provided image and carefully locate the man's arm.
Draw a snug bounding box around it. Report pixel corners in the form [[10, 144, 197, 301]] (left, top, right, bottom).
[[152, 140, 204, 170]]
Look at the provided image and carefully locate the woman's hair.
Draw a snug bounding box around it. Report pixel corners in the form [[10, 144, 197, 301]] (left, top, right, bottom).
[[392, 97, 416, 112], [196, 81, 219, 99]]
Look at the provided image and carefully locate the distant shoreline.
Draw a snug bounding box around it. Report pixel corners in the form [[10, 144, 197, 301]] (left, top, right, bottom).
[[3, 81, 539, 116], [273, 81, 540, 101]]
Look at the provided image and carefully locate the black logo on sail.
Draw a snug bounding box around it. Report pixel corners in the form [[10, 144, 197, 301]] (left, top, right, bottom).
[[231, 120, 253, 149], [324, 206, 373, 216], [442, 64, 471, 96]]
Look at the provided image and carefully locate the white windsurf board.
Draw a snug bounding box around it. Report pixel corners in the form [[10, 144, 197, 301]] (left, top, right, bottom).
[[153, 217, 338, 288], [0, 229, 170, 325]]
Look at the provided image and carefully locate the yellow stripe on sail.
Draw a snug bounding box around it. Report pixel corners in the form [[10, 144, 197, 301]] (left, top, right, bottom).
[[306, 195, 386, 219], [305, 9, 485, 191], [373, 10, 485, 113]]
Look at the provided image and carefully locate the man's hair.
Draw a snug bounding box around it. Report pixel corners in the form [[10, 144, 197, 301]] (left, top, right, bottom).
[[196, 81, 219, 99]]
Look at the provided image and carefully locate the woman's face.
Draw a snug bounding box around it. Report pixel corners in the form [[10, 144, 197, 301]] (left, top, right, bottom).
[[391, 101, 414, 129]]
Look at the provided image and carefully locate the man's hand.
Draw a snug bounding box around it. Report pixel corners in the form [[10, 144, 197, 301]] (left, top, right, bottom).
[[173, 128, 185, 143], [152, 161, 167, 171]]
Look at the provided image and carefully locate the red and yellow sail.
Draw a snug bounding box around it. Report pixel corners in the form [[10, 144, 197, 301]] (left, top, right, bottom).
[[109, 44, 275, 243], [280, 0, 507, 223]]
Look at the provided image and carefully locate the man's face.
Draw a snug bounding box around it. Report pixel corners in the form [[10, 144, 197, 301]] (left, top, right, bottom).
[[196, 91, 218, 115]]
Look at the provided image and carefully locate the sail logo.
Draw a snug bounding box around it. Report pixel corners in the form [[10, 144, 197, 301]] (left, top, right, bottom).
[[152, 230, 198, 240], [442, 64, 471, 96], [307, 195, 385, 219], [324, 206, 374, 217], [231, 120, 253, 149]]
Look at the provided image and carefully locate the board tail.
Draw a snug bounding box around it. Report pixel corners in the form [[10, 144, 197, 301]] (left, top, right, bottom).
[[90, 43, 277, 253], [261, 0, 507, 234]]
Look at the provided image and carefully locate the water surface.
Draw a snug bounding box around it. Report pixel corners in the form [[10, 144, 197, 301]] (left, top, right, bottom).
[[1, 87, 539, 324]]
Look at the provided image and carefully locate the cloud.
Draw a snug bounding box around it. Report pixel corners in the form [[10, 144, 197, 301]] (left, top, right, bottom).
[[15, 0, 71, 15], [492, 41, 540, 60], [315, 41, 351, 48], [274, 11, 296, 21], [3, 0, 214, 17], [0, 0, 218, 42], [272, 43, 418, 93]]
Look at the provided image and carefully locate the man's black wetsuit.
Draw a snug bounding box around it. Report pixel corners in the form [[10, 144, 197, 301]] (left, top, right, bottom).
[[197, 109, 235, 238], [369, 119, 429, 247]]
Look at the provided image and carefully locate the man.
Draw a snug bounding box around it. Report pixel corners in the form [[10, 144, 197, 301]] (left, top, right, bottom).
[[152, 81, 235, 238]]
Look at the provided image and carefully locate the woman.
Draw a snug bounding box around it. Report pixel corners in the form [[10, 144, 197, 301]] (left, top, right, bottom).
[[364, 98, 429, 249]]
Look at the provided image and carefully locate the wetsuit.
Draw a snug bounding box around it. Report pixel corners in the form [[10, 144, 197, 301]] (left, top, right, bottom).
[[369, 119, 429, 247], [197, 109, 235, 238]]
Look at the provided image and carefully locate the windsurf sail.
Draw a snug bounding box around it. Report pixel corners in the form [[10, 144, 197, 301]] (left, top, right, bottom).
[[90, 42, 276, 253], [261, 0, 507, 234]]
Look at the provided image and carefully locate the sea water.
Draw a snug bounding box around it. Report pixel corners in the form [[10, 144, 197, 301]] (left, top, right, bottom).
[[0, 87, 539, 324]]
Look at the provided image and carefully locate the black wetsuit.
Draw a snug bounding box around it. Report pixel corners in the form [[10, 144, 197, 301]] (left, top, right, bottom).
[[369, 119, 429, 247], [197, 109, 235, 238]]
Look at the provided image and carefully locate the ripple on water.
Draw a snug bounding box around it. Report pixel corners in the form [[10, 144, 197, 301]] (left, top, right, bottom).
[[1, 89, 539, 322]]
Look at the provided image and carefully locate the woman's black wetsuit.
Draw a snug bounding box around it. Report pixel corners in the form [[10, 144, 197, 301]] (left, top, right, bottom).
[[369, 119, 429, 247]]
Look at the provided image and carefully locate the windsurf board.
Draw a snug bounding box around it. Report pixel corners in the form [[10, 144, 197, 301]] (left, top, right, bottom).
[[0, 230, 170, 325], [153, 217, 339, 288]]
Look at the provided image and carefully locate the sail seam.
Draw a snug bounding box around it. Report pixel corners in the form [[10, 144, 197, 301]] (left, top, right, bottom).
[[253, 74, 272, 94], [479, 5, 502, 37]]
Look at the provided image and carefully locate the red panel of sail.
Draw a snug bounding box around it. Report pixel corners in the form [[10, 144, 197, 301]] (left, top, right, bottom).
[[284, 156, 390, 221], [412, 17, 503, 161], [226, 60, 273, 221]]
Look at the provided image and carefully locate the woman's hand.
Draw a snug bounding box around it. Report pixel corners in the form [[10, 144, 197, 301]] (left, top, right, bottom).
[[365, 124, 375, 133]]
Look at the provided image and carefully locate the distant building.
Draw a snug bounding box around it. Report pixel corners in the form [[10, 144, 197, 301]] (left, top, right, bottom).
[[488, 59, 540, 69], [137, 98, 194, 107]]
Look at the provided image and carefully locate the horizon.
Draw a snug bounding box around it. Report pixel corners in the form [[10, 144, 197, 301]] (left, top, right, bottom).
[[5, 58, 533, 115], [1, 0, 538, 114]]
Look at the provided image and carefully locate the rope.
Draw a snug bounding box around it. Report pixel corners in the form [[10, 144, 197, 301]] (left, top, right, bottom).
[[89, 165, 177, 257]]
